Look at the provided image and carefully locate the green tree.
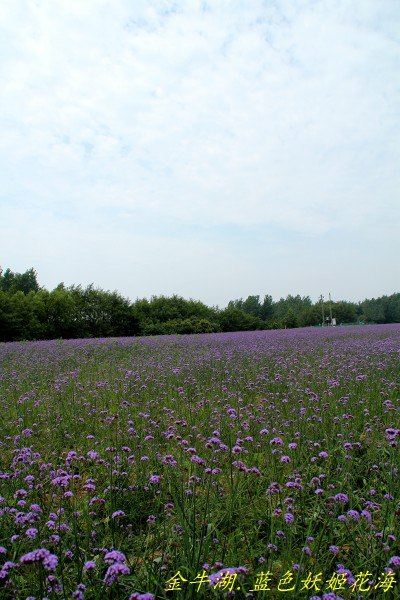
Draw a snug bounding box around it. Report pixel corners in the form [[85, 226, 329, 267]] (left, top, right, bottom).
[[260, 294, 274, 321], [0, 267, 39, 294], [217, 307, 264, 332]]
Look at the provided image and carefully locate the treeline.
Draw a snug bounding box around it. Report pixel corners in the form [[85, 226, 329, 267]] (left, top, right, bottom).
[[1, 266, 399, 342]]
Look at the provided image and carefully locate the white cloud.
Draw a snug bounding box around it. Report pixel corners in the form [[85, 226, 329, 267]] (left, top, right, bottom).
[[0, 0, 399, 303]]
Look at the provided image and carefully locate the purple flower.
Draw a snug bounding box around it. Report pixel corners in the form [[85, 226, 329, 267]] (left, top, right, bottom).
[[84, 560, 96, 571], [129, 594, 155, 600], [347, 510, 360, 521], [209, 566, 247, 587], [111, 510, 125, 519], [0, 562, 15, 580], [361, 509, 372, 522], [72, 583, 86, 600], [284, 512, 294, 524], [19, 548, 58, 572], [104, 562, 130, 585], [270, 437, 284, 445], [25, 528, 38, 539], [162, 454, 177, 466], [385, 428, 399, 441], [333, 493, 349, 504], [104, 550, 127, 564], [329, 545, 340, 555], [336, 564, 355, 585], [389, 556, 400, 568], [87, 450, 99, 460]]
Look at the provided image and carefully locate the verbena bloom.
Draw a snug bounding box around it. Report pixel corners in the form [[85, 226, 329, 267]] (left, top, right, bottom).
[[25, 528, 38, 539], [19, 548, 58, 572], [72, 583, 86, 600], [111, 510, 125, 519], [104, 550, 126, 564], [333, 493, 349, 504], [209, 566, 247, 586], [0, 562, 15, 581], [87, 450, 99, 460], [104, 562, 130, 585], [389, 556, 400, 568], [347, 510, 360, 521], [336, 565, 355, 585], [284, 512, 294, 524], [361, 509, 372, 522], [270, 437, 284, 445]]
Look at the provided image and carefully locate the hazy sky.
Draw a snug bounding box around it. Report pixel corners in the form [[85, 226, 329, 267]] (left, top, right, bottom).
[[1, 0, 399, 306]]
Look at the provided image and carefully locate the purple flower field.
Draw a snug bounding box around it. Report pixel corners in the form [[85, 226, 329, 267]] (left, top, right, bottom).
[[0, 325, 399, 599]]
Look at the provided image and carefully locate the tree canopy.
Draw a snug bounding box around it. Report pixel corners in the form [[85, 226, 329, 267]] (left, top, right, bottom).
[[0, 265, 399, 341]]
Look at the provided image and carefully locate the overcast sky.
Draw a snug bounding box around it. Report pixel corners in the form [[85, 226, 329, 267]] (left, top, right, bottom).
[[1, 0, 399, 306]]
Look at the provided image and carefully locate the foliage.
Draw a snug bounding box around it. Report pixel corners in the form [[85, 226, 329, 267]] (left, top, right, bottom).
[[0, 265, 399, 341], [0, 267, 39, 294]]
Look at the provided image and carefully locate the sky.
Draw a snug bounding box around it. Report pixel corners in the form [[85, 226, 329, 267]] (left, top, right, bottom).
[[1, 0, 399, 307]]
